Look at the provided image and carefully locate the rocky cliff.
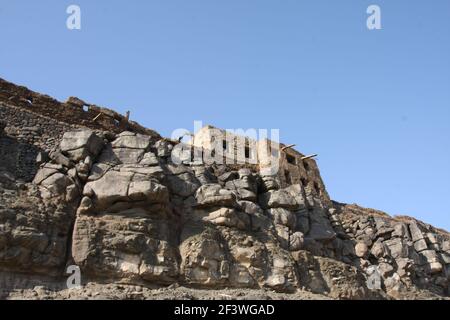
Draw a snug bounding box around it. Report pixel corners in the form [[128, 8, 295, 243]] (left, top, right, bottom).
[[0, 78, 448, 300]]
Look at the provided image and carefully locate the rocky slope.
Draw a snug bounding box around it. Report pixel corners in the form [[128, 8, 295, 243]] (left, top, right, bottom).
[[0, 78, 449, 300]]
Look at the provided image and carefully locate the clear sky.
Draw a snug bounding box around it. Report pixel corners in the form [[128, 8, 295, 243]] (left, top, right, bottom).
[[1, 1, 449, 230]]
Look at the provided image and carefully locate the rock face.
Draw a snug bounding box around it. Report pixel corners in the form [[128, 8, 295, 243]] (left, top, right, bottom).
[[0, 78, 449, 300]]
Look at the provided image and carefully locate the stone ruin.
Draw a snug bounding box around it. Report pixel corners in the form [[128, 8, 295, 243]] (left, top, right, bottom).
[[0, 77, 449, 300]]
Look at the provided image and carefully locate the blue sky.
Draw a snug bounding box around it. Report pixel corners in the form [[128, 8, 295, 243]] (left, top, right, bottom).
[[0, 1, 449, 230]]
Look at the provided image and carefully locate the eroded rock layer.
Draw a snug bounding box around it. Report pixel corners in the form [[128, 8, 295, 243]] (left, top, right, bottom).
[[0, 78, 448, 300]]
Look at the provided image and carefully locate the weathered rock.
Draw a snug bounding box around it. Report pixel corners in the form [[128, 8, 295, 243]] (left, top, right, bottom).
[[355, 242, 369, 258], [1, 79, 450, 300], [60, 130, 104, 162], [218, 171, 238, 183], [111, 133, 151, 149], [140, 152, 159, 166], [179, 228, 230, 287], [260, 175, 280, 192], [370, 241, 389, 258], [72, 210, 179, 283], [83, 171, 168, 212], [308, 207, 336, 242], [378, 262, 395, 278], [33, 166, 61, 185], [167, 172, 200, 198], [155, 140, 173, 157], [289, 232, 305, 251], [40, 172, 74, 197], [48, 150, 72, 167], [202, 208, 250, 230], [195, 184, 236, 208], [0, 187, 78, 276], [409, 222, 424, 242], [259, 184, 306, 211], [128, 180, 169, 203], [392, 223, 408, 238], [414, 239, 428, 252], [293, 251, 378, 299], [384, 238, 409, 259], [396, 258, 414, 278], [267, 208, 296, 230]]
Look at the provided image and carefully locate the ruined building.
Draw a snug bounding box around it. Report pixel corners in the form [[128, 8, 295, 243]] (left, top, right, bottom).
[[189, 125, 329, 199], [0, 77, 449, 300]]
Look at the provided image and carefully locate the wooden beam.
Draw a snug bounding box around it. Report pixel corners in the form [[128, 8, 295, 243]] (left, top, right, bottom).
[[301, 154, 318, 161], [92, 113, 102, 122], [281, 144, 296, 152]]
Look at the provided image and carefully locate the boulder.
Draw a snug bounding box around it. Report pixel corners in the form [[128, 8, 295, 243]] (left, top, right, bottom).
[[167, 172, 201, 198], [179, 229, 230, 287], [218, 171, 239, 183], [289, 232, 304, 251], [33, 166, 61, 185], [392, 223, 408, 238], [111, 148, 145, 164], [426, 233, 439, 244], [155, 140, 173, 157], [128, 180, 169, 203], [259, 184, 305, 210], [307, 207, 336, 242], [384, 238, 409, 259], [84, 171, 132, 207], [295, 211, 310, 234], [60, 130, 104, 162], [40, 172, 73, 197], [195, 184, 236, 208], [72, 211, 179, 283], [83, 170, 168, 212], [202, 208, 250, 230], [88, 163, 111, 181], [119, 165, 164, 179], [429, 262, 443, 274], [267, 208, 296, 230], [355, 242, 369, 258], [140, 152, 159, 166], [396, 258, 414, 278], [260, 175, 280, 191], [414, 239, 428, 252], [409, 222, 424, 242], [111, 133, 151, 149], [370, 241, 388, 258], [378, 262, 395, 278], [49, 150, 72, 168]]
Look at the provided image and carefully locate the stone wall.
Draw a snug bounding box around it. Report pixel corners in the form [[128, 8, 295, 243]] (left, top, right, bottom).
[[1, 102, 77, 151], [0, 78, 161, 140], [0, 103, 78, 181], [0, 77, 162, 182], [0, 135, 40, 181]]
